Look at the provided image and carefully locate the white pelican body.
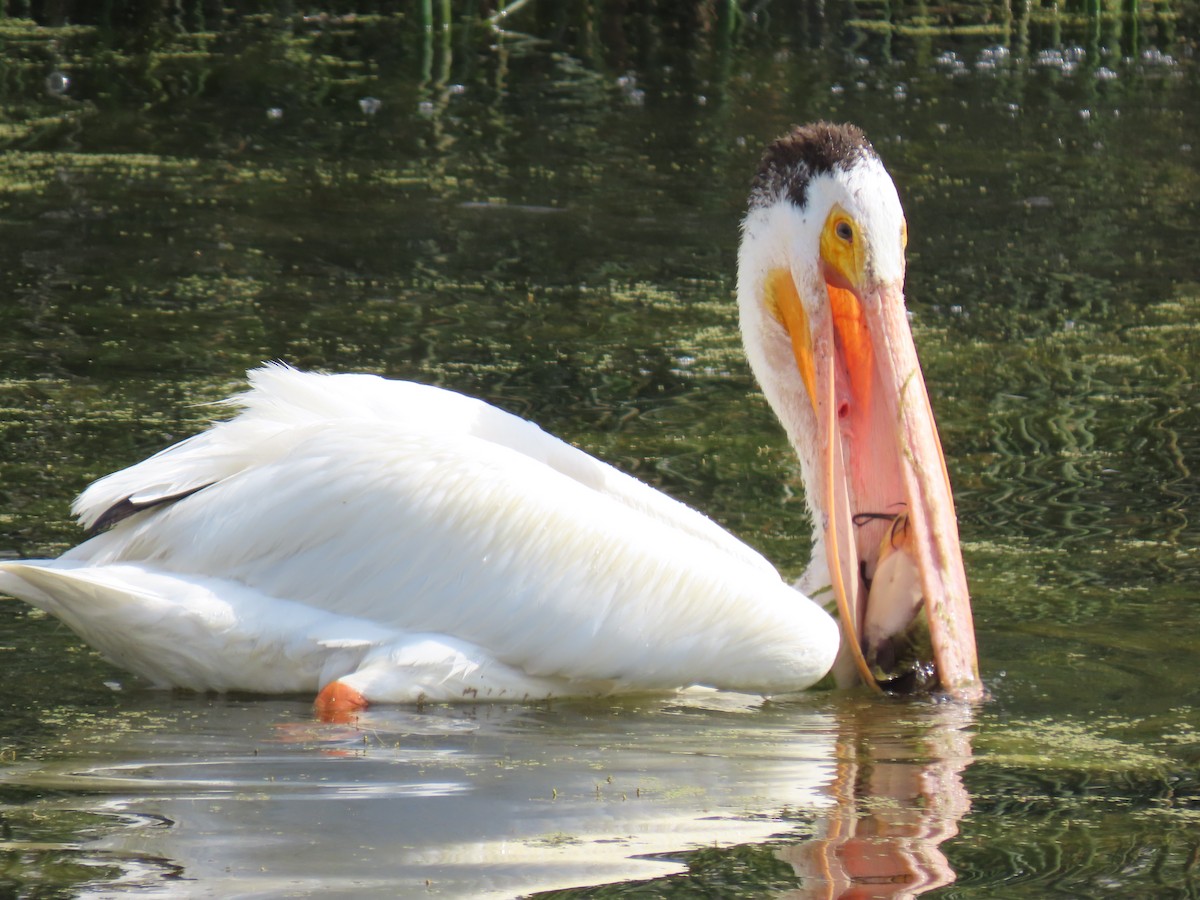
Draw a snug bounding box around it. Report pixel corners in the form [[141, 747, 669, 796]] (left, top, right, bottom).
[[0, 366, 837, 703], [0, 123, 979, 709]]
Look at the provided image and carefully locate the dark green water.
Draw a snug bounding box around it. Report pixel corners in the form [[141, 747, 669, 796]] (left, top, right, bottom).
[[1, 3, 1198, 896]]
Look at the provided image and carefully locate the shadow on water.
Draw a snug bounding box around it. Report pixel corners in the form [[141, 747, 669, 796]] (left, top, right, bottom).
[[1, 0, 1198, 896]]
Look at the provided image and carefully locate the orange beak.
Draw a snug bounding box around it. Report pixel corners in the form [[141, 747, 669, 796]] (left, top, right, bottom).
[[773, 267, 980, 698]]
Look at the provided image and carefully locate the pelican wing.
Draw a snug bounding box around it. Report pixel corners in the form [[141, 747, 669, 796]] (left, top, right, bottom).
[[74, 365, 773, 575]]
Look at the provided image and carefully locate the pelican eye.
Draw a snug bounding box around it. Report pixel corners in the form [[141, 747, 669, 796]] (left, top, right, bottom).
[[835, 221, 854, 243]]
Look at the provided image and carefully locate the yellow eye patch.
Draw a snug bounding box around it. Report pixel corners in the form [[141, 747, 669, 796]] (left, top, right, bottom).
[[819, 205, 866, 289]]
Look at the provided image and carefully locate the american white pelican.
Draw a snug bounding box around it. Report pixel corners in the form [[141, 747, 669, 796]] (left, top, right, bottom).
[[0, 123, 979, 711]]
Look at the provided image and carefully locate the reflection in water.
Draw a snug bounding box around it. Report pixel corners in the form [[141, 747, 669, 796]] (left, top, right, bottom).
[[0, 694, 829, 895], [0, 693, 977, 897], [780, 700, 973, 899]]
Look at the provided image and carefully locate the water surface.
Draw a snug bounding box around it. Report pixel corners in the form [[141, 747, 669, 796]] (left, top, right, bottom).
[[1, 3, 1198, 896]]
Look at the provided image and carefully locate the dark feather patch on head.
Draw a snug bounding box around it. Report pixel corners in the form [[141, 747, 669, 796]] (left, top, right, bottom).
[[749, 122, 876, 211]]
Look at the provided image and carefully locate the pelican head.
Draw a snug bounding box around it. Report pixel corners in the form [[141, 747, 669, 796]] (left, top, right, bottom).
[[738, 122, 979, 697]]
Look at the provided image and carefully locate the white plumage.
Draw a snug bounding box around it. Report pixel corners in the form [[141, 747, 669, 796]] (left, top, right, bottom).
[[1, 365, 838, 702]]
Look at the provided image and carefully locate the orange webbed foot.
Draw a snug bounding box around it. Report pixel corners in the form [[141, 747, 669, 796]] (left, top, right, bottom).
[[314, 680, 369, 723]]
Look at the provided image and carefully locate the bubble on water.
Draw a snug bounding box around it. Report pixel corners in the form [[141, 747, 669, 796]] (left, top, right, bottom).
[[975, 45, 1010, 72], [1035, 49, 1062, 68], [934, 51, 968, 76], [359, 96, 382, 115], [45, 70, 70, 96], [1036, 47, 1085, 74], [617, 73, 644, 106], [1141, 48, 1177, 67], [831, 83, 845, 96]]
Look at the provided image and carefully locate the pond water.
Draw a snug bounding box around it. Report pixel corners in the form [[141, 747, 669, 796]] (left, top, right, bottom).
[[0, 3, 1198, 897]]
